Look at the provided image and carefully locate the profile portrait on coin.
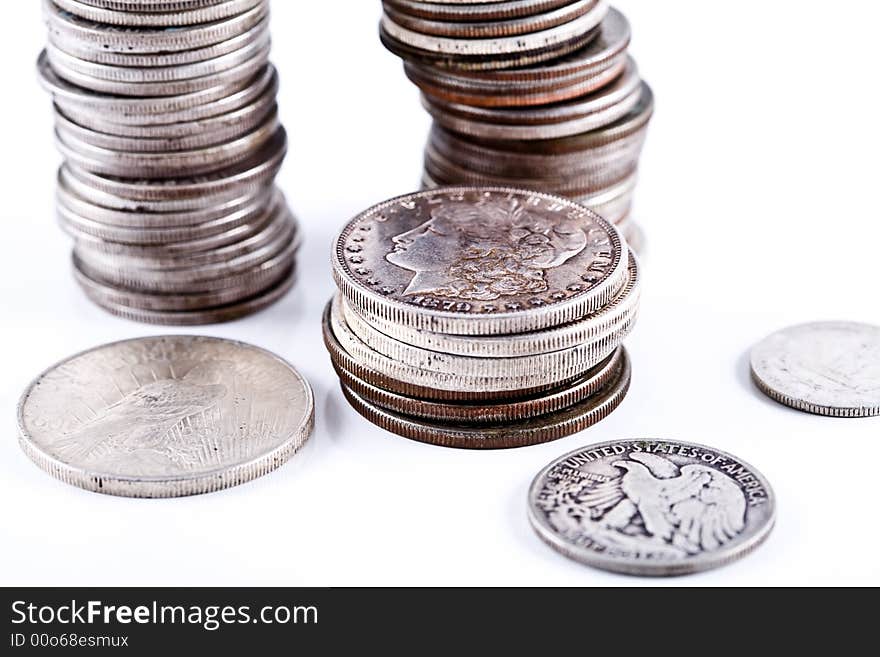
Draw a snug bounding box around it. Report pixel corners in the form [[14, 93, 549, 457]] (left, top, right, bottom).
[[385, 197, 590, 301]]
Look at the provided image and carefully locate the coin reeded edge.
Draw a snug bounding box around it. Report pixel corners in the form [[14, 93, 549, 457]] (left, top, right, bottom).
[[331, 186, 628, 336], [750, 367, 880, 418], [526, 438, 777, 576], [16, 335, 315, 497]]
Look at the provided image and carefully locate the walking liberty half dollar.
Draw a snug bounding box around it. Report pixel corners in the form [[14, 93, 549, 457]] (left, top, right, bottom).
[[750, 321, 880, 417], [528, 439, 776, 576], [17, 336, 314, 498]]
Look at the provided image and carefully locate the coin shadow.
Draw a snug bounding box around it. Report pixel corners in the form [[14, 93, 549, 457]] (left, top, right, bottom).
[[321, 384, 347, 442]]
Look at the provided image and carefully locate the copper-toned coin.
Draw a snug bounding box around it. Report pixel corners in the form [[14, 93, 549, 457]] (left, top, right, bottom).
[[384, 0, 578, 22], [339, 349, 631, 449], [383, 1, 599, 40], [402, 8, 630, 107], [379, 20, 600, 71], [338, 346, 626, 424]]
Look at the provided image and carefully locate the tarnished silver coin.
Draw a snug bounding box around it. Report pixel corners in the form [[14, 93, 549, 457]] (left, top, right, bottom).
[[751, 321, 880, 417], [380, 1, 607, 56], [335, 346, 626, 423], [37, 0, 297, 325], [380, 0, 653, 270], [332, 187, 627, 335], [17, 336, 314, 497], [341, 351, 630, 449], [345, 251, 639, 356], [528, 439, 776, 576]]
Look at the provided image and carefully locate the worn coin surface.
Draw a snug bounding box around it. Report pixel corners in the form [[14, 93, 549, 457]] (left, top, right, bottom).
[[528, 439, 776, 575], [17, 335, 314, 497], [332, 187, 627, 335], [341, 351, 630, 449], [750, 321, 880, 417], [337, 347, 626, 424]]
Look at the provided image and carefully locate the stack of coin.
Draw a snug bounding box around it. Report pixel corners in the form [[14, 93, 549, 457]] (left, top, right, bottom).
[[37, 0, 299, 325], [380, 2, 653, 251], [324, 187, 639, 449]]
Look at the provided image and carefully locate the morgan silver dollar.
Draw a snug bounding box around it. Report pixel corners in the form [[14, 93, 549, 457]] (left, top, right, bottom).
[[528, 439, 776, 576], [332, 187, 627, 335]]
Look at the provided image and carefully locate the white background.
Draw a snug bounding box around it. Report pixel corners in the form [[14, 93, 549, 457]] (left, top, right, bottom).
[[2, 1, 878, 587]]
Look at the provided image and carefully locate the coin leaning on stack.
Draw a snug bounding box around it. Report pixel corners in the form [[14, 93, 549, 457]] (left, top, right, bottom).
[[36, 0, 299, 325], [324, 187, 640, 449], [380, 1, 653, 252]]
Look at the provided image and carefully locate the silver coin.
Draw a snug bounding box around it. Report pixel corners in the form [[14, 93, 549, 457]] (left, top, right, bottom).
[[17, 335, 314, 497], [384, 0, 599, 39], [53, 100, 278, 153], [75, 225, 298, 294], [43, 0, 268, 54], [385, 0, 584, 23], [80, 264, 297, 325], [347, 250, 639, 357], [46, 42, 271, 98], [336, 346, 626, 424], [49, 64, 277, 130], [57, 183, 276, 246], [72, 258, 294, 312], [339, 291, 630, 379], [423, 141, 636, 197], [52, 0, 264, 28], [45, 27, 270, 85], [54, 115, 280, 178], [528, 439, 776, 576], [59, 127, 285, 206], [340, 350, 631, 449], [332, 187, 628, 336], [328, 297, 588, 393], [380, 1, 607, 57], [421, 58, 642, 140], [750, 321, 880, 417], [48, 16, 270, 67]]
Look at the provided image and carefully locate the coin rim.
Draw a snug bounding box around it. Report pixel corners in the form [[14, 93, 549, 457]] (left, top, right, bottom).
[[749, 321, 880, 417], [16, 335, 315, 497], [527, 438, 777, 576]]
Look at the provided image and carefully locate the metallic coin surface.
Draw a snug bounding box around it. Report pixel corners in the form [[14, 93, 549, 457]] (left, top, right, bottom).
[[384, 0, 579, 22], [78, 265, 296, 326], [341, 350, 630, 449], [17, 335, 314, 497], [750, 321, 880, 417], [332, 187, 627, 335], [384, 0, 599, 40], [380, 2, 607, 57], [37, 0, 297, 325], [337, 346, 626, 423], [528, 439, 776, 575], [322, 302, 590, 402], [346, 251, 639, 357]]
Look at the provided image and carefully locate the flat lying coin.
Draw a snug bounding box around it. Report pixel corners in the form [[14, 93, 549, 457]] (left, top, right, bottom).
[[750, 321, 880, 417], [528, 439, 776, 575], [17, 335, 314, 497]]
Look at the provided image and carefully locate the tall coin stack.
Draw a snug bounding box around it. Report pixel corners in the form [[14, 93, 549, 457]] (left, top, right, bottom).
[[380, 1, 653, 251], [324, 188, 639, 449], [37, 0, 299, 325]]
